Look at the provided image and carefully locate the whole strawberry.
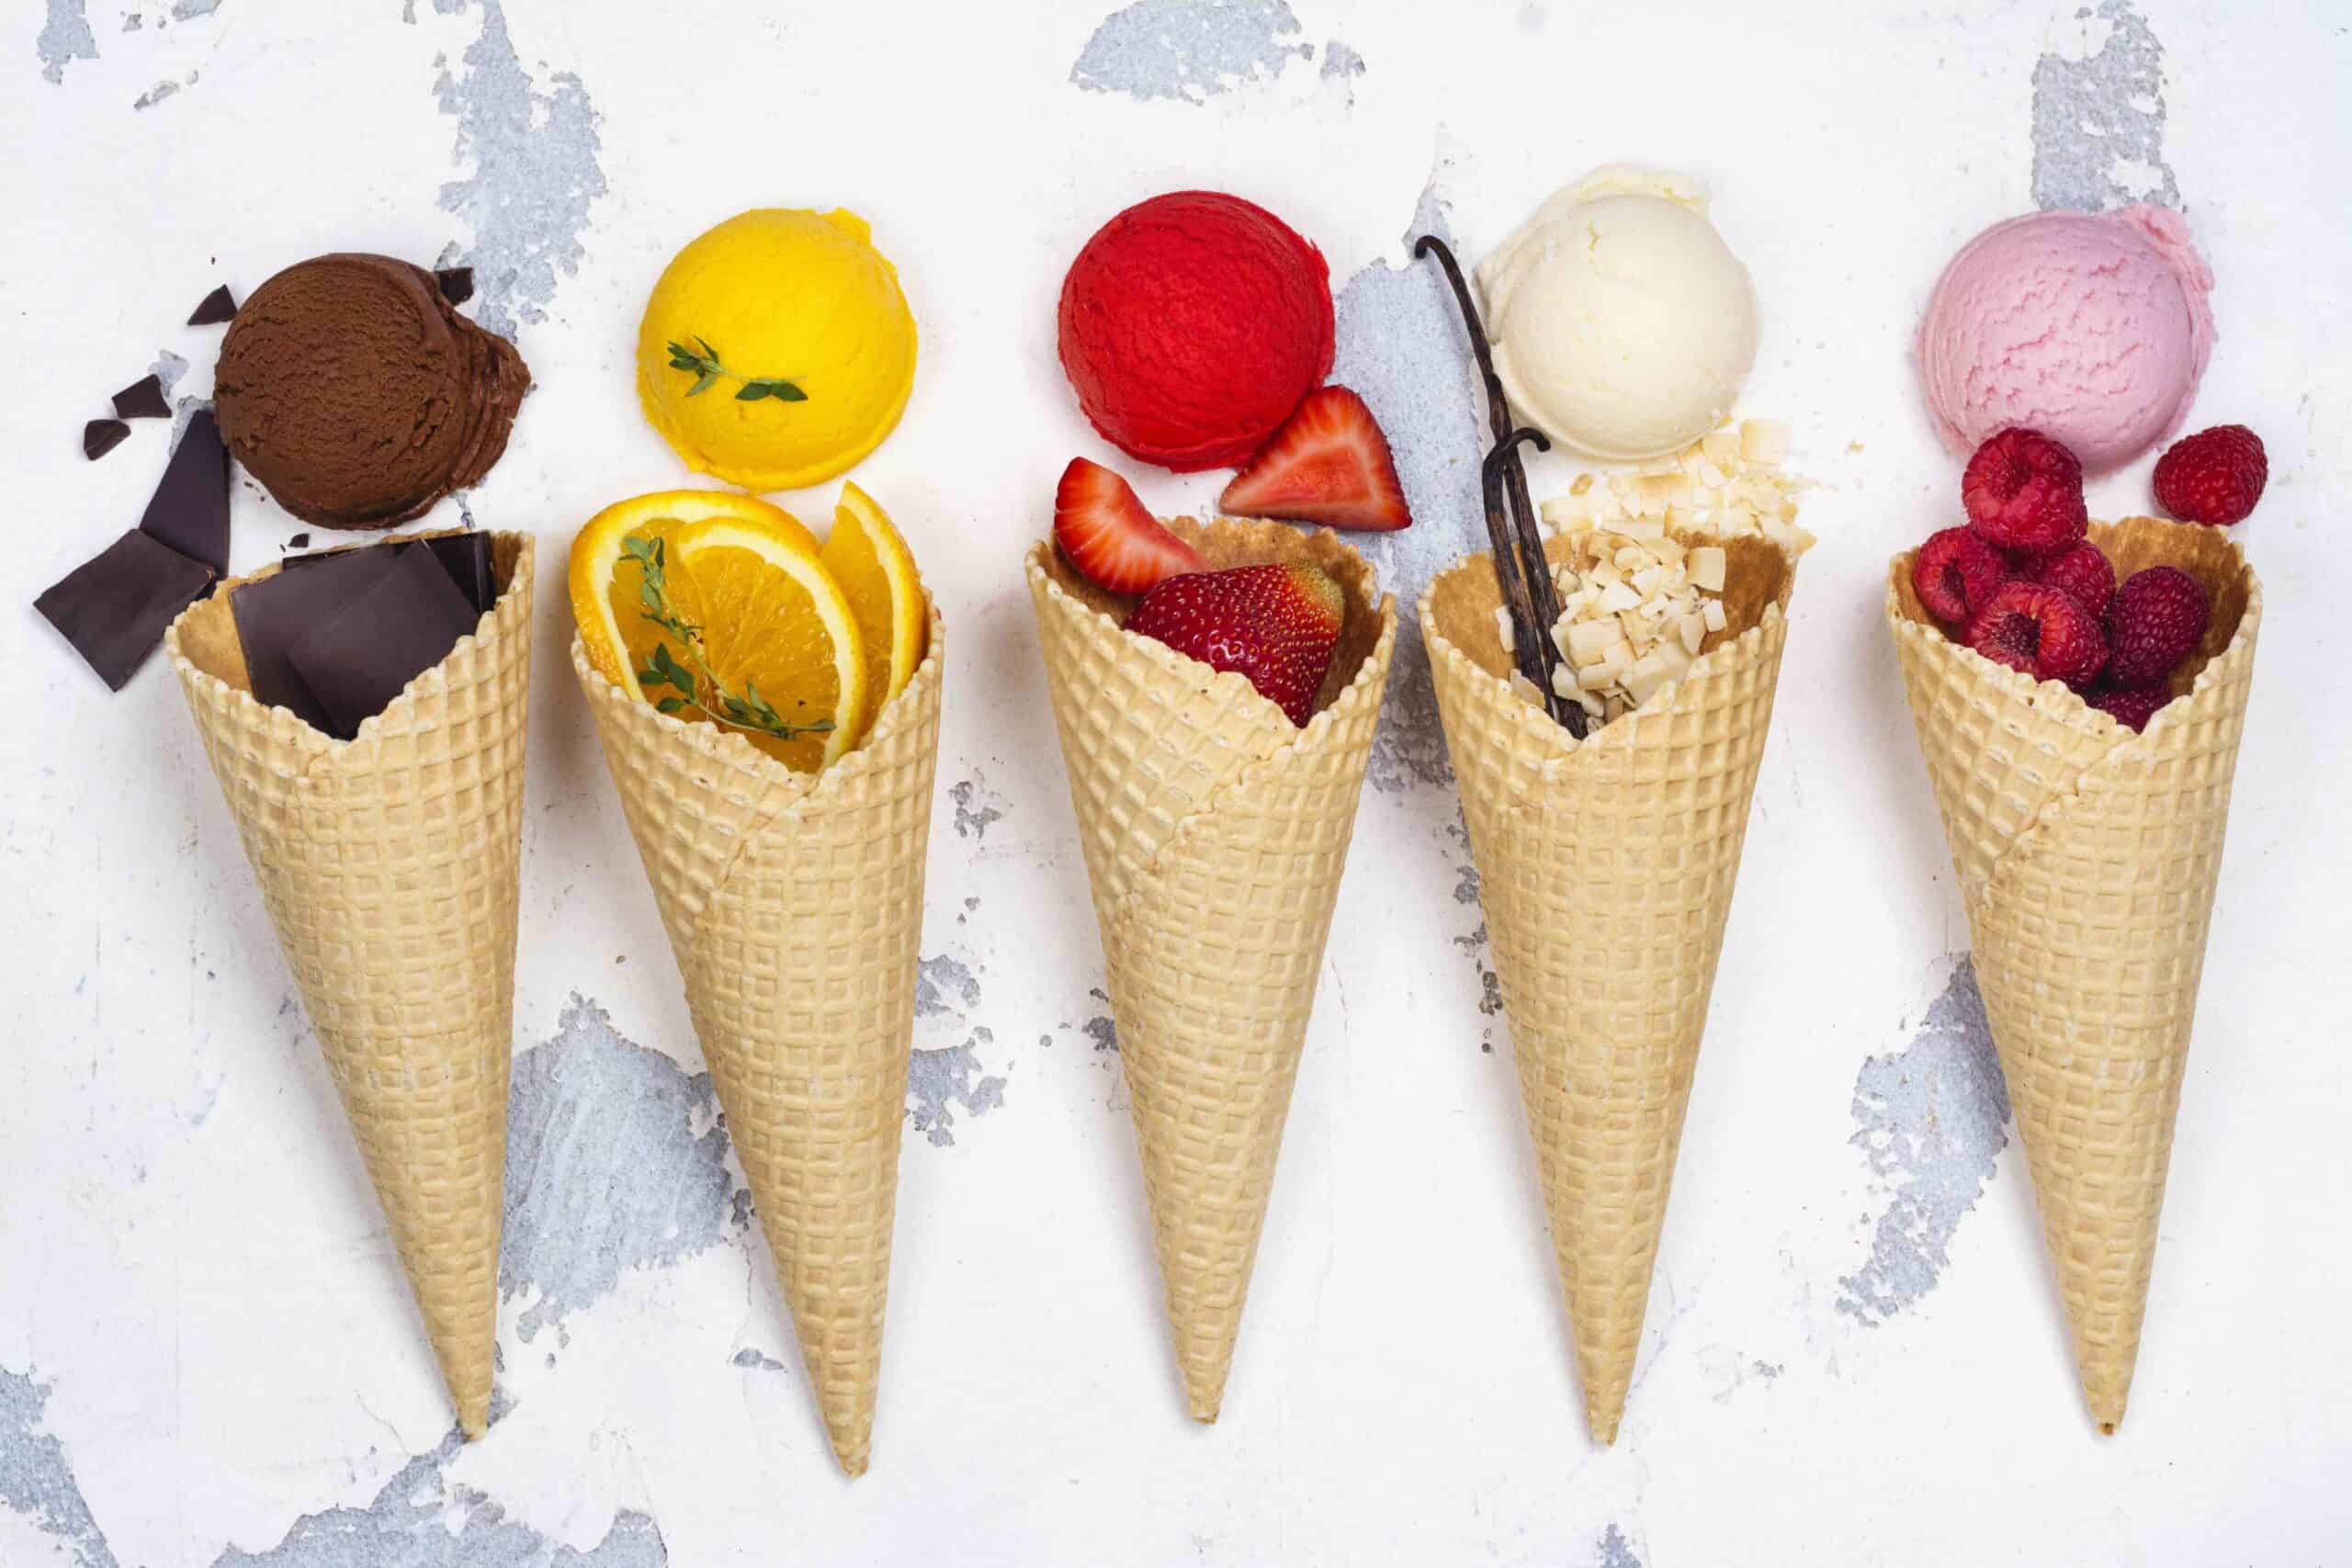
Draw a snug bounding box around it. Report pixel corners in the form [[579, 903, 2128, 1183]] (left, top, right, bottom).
[[1914, 525, 2013, 624], [1126, 562, 1345, 727], [2104, 565, 2211, 688], [1964, 580, 2108, 687], [2084, 683, 2171, 733], [2028, 540, 2117, 620], [2154, 424, 2267, 526], [1962, 428, 2089, 554]]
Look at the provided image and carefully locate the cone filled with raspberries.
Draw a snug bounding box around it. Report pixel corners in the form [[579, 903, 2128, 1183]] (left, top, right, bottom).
[[1029, 457, 1397, 1421], [1888, 425, 2265, 1432]]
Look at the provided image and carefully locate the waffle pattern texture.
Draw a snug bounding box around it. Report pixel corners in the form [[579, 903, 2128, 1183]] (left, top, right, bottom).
[[165, 532, 534, 1440], [572, 603, 943, 1477], [1888, 516, 2260, 1433], [1028, 519, 1395, 1422], [1422, 531, 1797, 1444]]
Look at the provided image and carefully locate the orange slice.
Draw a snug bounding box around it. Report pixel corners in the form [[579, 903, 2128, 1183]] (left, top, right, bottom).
[[569, 489, 867, 772], [821, 480, 927, 729]]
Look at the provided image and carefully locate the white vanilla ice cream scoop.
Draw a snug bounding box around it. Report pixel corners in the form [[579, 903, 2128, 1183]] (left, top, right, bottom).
[[1476, 167, 1759, 461]]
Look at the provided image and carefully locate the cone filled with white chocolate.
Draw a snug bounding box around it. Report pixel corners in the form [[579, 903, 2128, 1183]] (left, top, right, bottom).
[[165, 534, 535, 1439], [1887, 515, 2261, 1432], [1027, 516, 1396, 1421], [1424, 504, 1800, 1444]]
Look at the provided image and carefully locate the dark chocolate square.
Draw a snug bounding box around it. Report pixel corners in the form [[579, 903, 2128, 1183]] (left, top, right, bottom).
[[435, 266, 475, 306], [230, 545, 400, 731], [288, 539, 481, 739], [113, 375, 171, 420], [138, 410, 230, 574], [84, 419, 130, 461], [36, 529, 216, 691], [280, 530, 495, 614], [187, 284, 237, 326]]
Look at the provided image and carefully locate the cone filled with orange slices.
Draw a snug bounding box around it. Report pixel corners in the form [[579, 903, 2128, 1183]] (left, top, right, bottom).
[[1028, 459, 1397, 1422], [570, 483, 940, 1476]]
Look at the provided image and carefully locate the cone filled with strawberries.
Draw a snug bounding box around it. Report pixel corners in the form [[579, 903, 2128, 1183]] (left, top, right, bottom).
[[568, 485, 939, 1476], [1031, 452, 1397, 1421], [1889, 425, 2265, 1431]]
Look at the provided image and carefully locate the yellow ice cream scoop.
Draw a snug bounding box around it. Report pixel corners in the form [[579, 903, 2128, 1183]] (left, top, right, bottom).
[[637, 208, 918, 492]]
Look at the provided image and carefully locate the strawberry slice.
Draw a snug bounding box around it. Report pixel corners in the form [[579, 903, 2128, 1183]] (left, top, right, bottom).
[[1054, 457, 1206, 594], [1218, 386, 1411, 532]]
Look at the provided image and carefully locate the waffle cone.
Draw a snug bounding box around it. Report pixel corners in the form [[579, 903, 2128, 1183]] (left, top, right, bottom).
[[164, 532, 534, 1439], [571, 604, 943, 1477], [1026, 521, 1395, 1422], [1421, 531, 1798, 1443], [1888, 516, 2260, 1433]]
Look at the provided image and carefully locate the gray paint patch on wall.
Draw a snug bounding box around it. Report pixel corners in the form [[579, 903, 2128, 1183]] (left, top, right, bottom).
[[171, 0, 223, 16], [1334, 167, 1487, 794], [730, 1348, 787, 1373], [1069, 0, 1311, 104], [908, 1029, 1006, 1147], [212, 1404, 665, 1566], [1596, 1522, 1645, 1568], [2031, 0, 2177, 211], [914, 953, 981, 1019], [0, 1368, 119, 1568], [501, 994, 747, 1345], [433, 0, 608, 339], [37, 0, 96, 82], [1838, 957, 2011, 1325], [948, 776, 1007, 843]]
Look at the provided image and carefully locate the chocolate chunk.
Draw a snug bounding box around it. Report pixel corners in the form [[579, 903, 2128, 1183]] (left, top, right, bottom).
[[282, 531, 495, 615], [288, 541, 481, 739], [285, 533, 310, 549], [36, 529, 216, 690], [113, 375, 172, 420], [434, 266, 475, 305], [187, 284, 237, 325], [138, 409, 230, 573], [84, 419, 130, 461], [230, 545, 396, 731]]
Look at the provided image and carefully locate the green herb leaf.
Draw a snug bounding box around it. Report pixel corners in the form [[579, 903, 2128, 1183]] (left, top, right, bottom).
[[663, 338, 811, 408]]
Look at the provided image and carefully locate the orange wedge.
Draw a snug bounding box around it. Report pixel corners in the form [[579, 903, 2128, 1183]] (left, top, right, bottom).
[[822, 481, 927, 729], [569, 489, 866, 773]]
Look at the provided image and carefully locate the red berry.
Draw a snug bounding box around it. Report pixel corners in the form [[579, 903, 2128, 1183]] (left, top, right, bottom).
[[1053, 457, 1206, 594], [2084, 683, 2171, 732], [1962, 428, 2089, 554], [2103, 566, 2211, 688], [1964, 580, 2109, 687], [1126, 562, 1346, 727], [1218, 386, 1412, 532], [2027, 540, 2117, 620], [2154, 424, 2267, 526], [1913, 525, 2014, 624]]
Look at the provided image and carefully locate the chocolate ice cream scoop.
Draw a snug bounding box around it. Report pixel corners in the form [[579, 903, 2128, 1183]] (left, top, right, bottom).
[[214, 254, 529, 529]]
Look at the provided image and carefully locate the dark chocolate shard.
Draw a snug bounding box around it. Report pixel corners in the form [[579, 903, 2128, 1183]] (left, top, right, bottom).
[[187, 284, 237, 325], [285, 533, 310, 549], [230, 545, 396, 730], [435, 266, 475, 306], [288, 540, 480, 739], [282, 531, 496, 616], [113, 374, 172, 420], [84, 419, 130, 461], [36, 529, 216, 690], [138, 408, 230, 573]]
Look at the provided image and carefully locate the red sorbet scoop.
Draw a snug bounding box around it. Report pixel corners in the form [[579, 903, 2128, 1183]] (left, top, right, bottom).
[[1057, 190, 1336, 472]]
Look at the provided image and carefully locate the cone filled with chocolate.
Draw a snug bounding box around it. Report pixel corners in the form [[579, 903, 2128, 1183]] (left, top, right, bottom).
[[1422, 526, 1798, 1444], [164, 532, 535, 1438], [1888, 514, 2260, 1432], [1027, 515, 1396, 1421], [568, 486, 940, 1476]]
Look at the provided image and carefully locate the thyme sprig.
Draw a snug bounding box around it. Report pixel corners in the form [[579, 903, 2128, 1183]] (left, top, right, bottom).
[[664, 336, 808, 402], [623, 533, 833, 742]]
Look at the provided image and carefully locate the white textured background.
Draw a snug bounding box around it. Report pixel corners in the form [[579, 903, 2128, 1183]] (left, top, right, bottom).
[[4, 2, 2347, 1564]]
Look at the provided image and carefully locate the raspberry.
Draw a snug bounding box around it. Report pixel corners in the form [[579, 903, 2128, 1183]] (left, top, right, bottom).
[[1964, 580, 2109, 687], [1913, 525, 2013, 624], [1962, 428, 2089, 554], [2104, 566, 2211, 687], [2154, 424, 2267, 526], [2027, 540, 2116, 620], [2084, 683, 2171, 733]]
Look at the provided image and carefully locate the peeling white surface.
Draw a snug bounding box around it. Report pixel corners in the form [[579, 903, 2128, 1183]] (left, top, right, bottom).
[[3, 1, 2349, 1563]]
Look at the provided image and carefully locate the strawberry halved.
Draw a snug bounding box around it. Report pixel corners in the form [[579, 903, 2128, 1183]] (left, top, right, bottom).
[[1217, 386, 1411, 532], [1053, 457, 1206, 594]]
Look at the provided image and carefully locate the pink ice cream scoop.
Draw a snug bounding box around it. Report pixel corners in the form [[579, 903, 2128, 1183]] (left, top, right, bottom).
[[1917, 206, 2215, 474]]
